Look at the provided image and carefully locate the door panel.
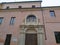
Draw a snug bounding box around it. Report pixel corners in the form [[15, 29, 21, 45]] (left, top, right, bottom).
[[25, 34, 37, 45]]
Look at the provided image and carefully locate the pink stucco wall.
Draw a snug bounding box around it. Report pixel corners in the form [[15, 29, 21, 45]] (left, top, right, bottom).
[[0, 9, 43, 45], [43, 8, 60, 45]]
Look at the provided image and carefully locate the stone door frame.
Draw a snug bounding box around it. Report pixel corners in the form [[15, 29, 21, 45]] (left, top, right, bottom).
[[19, 25, 45, 45]]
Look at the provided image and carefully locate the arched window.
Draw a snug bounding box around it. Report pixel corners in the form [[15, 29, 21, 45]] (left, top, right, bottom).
[[26, 15, 36, 22]]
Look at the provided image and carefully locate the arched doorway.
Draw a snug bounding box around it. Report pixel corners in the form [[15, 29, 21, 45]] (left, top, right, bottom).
[[19, 25, 45, 45]]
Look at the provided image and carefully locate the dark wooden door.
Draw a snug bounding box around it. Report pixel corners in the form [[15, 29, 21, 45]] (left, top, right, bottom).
[[25, 34, 37, 45]]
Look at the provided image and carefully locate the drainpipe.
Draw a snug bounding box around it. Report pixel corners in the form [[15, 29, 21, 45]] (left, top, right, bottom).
[[41, 7, 47, 40]]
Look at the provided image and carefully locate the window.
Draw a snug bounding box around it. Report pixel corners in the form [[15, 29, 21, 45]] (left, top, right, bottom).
[[50, 10, 55, 17], [18, 6, 22, 8], [4, 34, 12, 45], [10, 17, 15, 25], [26, 15, 36, 22], [0, 17, 3, 24], [32, 5, 35, 8], [6, 6, 9, 9], [54, 32, 60, 43]]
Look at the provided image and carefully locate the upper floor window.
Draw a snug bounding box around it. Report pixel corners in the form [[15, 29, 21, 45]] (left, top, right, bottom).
[[50, 10, 55, 17], [6, 6, 9, 9], [0, 17, 4, 24], [32, 5, 35, 8], [10, 17, 15, 25], [18, 6, 22, 8], [54, 32, 60, 43], [26, 15, 36, 22]]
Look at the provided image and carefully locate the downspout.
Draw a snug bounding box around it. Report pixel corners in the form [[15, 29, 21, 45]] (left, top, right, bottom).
[[41, 7, 47, 40]]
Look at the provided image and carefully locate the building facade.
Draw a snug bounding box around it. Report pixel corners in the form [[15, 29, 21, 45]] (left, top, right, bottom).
[[0, 0, 60, 45]]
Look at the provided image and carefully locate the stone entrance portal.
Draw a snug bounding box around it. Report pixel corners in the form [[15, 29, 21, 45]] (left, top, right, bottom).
[[19, 25, 45, 45]]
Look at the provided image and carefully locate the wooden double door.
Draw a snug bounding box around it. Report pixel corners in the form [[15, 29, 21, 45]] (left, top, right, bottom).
[[25, 34, 37, 45]]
